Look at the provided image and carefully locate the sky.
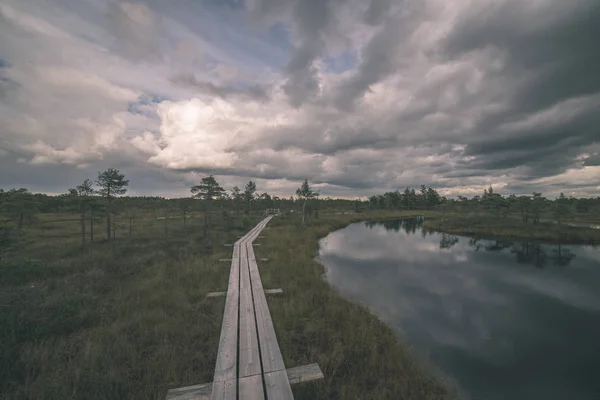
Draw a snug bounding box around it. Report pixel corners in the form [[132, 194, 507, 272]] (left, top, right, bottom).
[[0, 0, 599, 199]]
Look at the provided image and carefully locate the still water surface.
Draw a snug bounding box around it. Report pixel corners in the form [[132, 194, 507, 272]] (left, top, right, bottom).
[[317, 218, 600, 400]]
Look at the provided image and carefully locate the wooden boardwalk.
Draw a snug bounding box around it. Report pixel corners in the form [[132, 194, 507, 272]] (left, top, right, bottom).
[[166, 216, 324, 400], [211, 215, 293, 400]]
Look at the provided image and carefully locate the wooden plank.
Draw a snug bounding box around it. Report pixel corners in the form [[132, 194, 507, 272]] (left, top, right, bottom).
[[218, 259, 232, 262], [246, 247, 287, 374], [206, 292, 226, 298], [286, 363, 324, 385], [211, 256, 240, 386], [166, 363, 324, 399], [239, 374, 266, 400], [238, 374, 265, 400], [209, 380, 235, 400], [264, 370, 294, 400], [264, 288, 283, 295], [238, 254, 261, 378], [166, 382, 212, 400]]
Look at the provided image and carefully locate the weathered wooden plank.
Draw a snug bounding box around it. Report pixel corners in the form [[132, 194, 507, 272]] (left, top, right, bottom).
[[247, 248, 287, 374], [211, 256, 240, 386], [286, 363, 324, 385], [166, 382, 212, 400], [209, 380, 235, 400], [238, 374, 265, 400], [264, 370, 294, 400], [208, 289, 280, 298], [166, 363, 324, 399], [238, 253, 262, 378]]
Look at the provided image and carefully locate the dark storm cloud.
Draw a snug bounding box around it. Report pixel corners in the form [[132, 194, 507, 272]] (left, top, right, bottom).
[[443, 1, 600, 113], [254, 122, 397, 155], [280, 0, 335, 107], [441, 1, 600, 180], [249, 0, 399, 107], [170, 74, 271, 101], [583, 154, 600, 167]]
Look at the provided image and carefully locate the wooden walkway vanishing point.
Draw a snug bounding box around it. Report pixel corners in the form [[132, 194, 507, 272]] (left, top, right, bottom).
[[166, 216, 323, 400]]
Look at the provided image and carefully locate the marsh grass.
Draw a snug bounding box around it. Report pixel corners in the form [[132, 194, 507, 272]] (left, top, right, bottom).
[[1, 212, 255, 399], [1, 209, 464, 399]]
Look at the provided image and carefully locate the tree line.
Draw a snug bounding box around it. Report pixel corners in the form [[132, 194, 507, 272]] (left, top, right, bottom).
[[1, 170, 326, 251], [368, 185, 600, 224]]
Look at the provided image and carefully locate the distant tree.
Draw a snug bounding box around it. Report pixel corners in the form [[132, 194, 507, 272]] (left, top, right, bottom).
[[402, 188, 411, 209], [369, 195, 380, 209], [1, 189, 38, 229], [259, 192, 273, 211], [313, 192, 320, 218], [553, 192, 571, 227], [517, 195, 531, 223], [426, 187, 442, 209], [178, 198, 194, 231], [531, 192, 545, 224], [244, 181, 257, 215], [191, 175, 225, 239], [231, 186, 243, 218], [482, 185, 505, 218], [296, 179, 316, 225], [96, 168, 129, 242], [68, 179, 94, 249], [88, 197, 104, 243], [457, 195, 469, 211]]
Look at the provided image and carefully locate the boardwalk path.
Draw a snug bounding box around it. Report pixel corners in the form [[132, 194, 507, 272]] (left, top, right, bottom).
[[210, 215, 293, 399], [166, 216, 322, 400]]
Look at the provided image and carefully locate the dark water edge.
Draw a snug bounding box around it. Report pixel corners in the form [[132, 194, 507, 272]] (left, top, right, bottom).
[[317, 218, 600, 400]]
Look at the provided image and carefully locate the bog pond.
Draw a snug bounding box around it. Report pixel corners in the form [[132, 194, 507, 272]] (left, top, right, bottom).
[[317, 218, 600, 400]]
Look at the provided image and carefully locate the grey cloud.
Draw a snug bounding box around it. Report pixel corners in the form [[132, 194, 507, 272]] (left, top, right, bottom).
[[442, 1, 600, 113], [280, 0, 334, 106], [583, 154, 600, 167], [363, 0, 392, 25], [250, 0, 395, 107], [106, 1, 165, 61], [431, 1, 600, 183], [170, 73, 271, 101], [334, 23, 398, 111]]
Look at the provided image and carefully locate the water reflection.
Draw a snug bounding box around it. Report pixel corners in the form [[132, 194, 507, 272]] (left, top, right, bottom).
[[318, 219, 600, 400], [365, 217, 424, 234], [367, 218, 578, 268]]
